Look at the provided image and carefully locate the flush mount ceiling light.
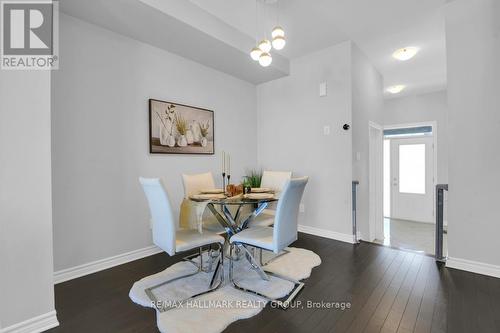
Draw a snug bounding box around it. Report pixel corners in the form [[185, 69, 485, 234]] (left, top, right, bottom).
[[392, 47, 419, 61], [259, 52, 273, 67], [387, 85, 406, 94], [249, 0, 286, 67]]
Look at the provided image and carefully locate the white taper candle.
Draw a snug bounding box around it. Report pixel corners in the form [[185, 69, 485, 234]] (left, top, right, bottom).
[[222, 150, 225, 174]]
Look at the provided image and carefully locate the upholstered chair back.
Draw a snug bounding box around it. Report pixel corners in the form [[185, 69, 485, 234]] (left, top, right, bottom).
[[261, 171, 292, 197], [139, 177, 177, 256], [273, 177, 308, 253], [182, 172, 216, 198]]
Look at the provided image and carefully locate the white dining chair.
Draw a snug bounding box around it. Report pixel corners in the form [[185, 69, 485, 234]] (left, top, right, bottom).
[[182, 172, 216, 197], [182, 172, 225, 234], [139, 177, 225, 311], [229, 177, 308, 307], [261, 170, 293, 194], [248, 170, 293, 227]]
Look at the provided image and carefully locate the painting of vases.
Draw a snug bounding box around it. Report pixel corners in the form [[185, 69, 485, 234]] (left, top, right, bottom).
[[149, 99, 214, 154]]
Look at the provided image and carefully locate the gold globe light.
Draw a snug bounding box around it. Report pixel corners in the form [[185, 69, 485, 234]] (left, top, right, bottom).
[[272, 35, 286, 50], [259, 52, 272, 67], [271, 26, 285, 38], [258, 39, 272, 53], [250, 46, 262, 61]]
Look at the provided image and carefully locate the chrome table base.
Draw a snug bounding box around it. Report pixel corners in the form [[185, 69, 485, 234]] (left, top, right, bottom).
[[229, 244, 303, 309]]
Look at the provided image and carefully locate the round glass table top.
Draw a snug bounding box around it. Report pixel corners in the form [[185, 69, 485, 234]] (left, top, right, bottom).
[[189, 194, 278, 205]]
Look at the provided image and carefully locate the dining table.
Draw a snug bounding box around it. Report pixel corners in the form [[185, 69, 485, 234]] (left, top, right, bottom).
[[188, 190, 278, 280], [191, 194, 276, 235]]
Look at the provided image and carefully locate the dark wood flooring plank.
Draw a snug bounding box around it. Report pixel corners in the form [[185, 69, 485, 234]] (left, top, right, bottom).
[[381, 256, 427, 333], [473, 274, 498, 333], [253, 240, 384, 333], [486, 274, 500, 332], [325, 248, 402, 333], [339, 251, 410, 333], [397, 256, 432, 333], [413, 260, 440, 333], [362, 253, 418, 333], [429, 264, 448, 333], [301, 243, 396, 332]]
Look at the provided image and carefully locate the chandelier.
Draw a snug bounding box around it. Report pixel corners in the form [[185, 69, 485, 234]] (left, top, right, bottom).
[[250, 0, 286, 67]]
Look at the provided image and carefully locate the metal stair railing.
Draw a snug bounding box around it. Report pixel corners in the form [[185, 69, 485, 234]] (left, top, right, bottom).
[[435, 184, 448, 262]]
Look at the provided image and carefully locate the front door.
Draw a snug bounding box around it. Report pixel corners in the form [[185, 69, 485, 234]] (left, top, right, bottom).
[[391, 137, 434, 223]]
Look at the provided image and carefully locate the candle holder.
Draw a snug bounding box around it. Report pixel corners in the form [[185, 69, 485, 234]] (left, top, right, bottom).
[[222, 172, 226, 195], [226, 174, 232, 197]]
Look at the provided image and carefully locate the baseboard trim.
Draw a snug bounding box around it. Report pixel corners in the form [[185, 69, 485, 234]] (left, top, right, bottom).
[[0, 310, 59, 333], [298, 225, 355, 244], [446, 257, 500, 278], [54, 245, 162, 284]]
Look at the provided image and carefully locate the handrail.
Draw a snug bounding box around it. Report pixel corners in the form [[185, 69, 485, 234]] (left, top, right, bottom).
[[435, 184, 448, 262], [352, 181, 360, 244]]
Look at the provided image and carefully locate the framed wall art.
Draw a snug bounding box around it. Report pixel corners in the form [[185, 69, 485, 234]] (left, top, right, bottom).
[[149, 99, 214, 155]]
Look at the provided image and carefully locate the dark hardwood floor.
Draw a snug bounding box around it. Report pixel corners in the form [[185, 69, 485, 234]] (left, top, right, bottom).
[[48, 233, 500, 333]]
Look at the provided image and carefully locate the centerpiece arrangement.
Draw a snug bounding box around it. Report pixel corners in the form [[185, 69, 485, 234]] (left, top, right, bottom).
[[222, 166, 265, 197], [242, 169, 262, 194]]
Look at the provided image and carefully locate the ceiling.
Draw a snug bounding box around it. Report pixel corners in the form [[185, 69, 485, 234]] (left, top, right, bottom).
[[188, 0, 448, 98], [60, 0, 290, 84], [61, 0, 448, 96]]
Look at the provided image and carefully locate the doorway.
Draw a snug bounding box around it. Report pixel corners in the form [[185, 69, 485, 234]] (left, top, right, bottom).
[[390, 136, 434, 223], [374, 122, 443, 255]]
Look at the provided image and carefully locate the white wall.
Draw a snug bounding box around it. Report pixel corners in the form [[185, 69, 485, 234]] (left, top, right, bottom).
[[383, 90, 448, 184], [0, 72, 58, 328], [257, 42, 353, 238], [445, 0, 500, 268], [52, 14, 257, 271], [351, 43, 384, 240]]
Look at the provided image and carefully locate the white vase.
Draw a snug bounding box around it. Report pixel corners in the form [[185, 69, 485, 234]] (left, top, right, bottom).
[[159, 125, 168, 146], [178, 135, 188, 147], [192, 122, 201, 143], [186, 128, 194, 144], [166, 134, 175, 147], [200, 136, 208, 147]]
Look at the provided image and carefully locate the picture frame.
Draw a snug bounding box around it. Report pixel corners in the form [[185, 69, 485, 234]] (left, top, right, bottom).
[[149, 99, 215, 155]]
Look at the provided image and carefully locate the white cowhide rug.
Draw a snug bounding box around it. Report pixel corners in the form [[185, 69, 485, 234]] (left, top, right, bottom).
[[129, 247, 321, 333]]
